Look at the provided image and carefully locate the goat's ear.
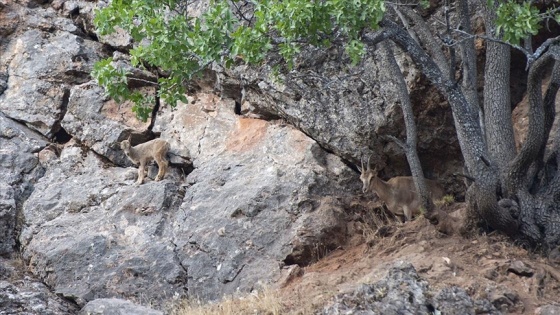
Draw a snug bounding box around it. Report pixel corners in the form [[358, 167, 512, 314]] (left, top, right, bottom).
[[357, 166, 362, 173]]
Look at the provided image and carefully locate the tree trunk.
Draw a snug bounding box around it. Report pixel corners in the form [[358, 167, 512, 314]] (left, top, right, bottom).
[[456, 0, 482, 143], [378, 41, 437, 222], [482, 4, 516, 175], [506, 51, 558, 194], [365, 18, 519, 236], [363, 12, 560, 249]]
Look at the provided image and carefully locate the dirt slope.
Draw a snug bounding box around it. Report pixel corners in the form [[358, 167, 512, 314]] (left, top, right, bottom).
[[279, 204, 560, 314]]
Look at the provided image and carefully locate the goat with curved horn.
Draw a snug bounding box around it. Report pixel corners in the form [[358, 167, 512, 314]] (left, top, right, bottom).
[[358, 154, 444, 221]]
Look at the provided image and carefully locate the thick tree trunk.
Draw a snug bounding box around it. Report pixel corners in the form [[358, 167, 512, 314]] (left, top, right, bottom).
[[482, 5, 516, 174], [506, 51, 559, 194], [532, 62, 560, 189], [507, 49, 560, 248]]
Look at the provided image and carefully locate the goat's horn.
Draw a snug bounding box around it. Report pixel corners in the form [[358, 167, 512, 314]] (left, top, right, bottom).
[[360, 157, 365, 172], [367, 154, 373, 171]]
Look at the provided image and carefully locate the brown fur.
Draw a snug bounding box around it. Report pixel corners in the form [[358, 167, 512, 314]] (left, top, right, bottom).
[[121, 138, 170, 185], [359, 158, 445, 221]]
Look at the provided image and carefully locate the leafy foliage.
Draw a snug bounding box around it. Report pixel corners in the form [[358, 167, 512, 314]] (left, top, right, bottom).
[[495, 1, 541, 45], [92, 0, 553, 121], [92, 58, 128, 103], [92, 0, 385, 120]]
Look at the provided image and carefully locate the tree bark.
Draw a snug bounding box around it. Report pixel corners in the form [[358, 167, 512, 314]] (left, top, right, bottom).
[[506, 49, 560, 194], [398, 6, 450, 79], [482, 4, 516, 174], [378, 41, 438, 222], [456, 0, 482, 140]]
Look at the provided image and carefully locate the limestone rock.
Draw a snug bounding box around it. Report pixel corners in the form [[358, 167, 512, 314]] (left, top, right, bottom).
[[222, 46, 462, 192], [322, 262, 500, 315], [535, 304, 560, 315], [0, 113, 47, 255], [156, 98, 356, 301], [79, 298, 163, 315], [0, 27, 103, 136], [20, 146, 187, 307], [16, 94, 358, 307], [322, 262, 433, 315], [62, 82, 133, 166], [507, 260, 534, 277], [0, 257, 78, 315]]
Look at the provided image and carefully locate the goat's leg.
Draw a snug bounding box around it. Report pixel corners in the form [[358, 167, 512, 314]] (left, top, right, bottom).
[[155, 160, 167, 181], [403, 206, 413, 222], [136, 161, 146, 185], [154, 154, 168, 181]]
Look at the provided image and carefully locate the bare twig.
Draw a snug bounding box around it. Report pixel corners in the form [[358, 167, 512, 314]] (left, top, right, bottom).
[[453, 172, 476, 182], [385, 135, 408, 151]]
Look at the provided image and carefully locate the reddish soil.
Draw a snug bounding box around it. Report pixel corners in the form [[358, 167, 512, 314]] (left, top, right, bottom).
[[278, 205, 560, 314]]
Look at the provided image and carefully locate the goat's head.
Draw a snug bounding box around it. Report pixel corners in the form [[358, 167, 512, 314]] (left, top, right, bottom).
[[358, 155, 376, 194], [120, 135, 132, 152]]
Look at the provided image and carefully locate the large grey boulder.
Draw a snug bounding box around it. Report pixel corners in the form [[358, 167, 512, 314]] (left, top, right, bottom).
[[20, 143, 187, 307], [18, 92, 358, 307], [221, 46, 462, 185], [322, 262, 433, 315], [62, 82, 137, 166], [0, 280, 78, 315], [156, 96, 356, 300]]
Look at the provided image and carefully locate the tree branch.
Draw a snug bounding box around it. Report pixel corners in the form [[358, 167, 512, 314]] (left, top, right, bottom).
[[385, 135, 407, 151], [507, 47, 560, 193], [229, 0, 254, 24], [397, 6, 451, 79], [379, 41, 438, 221], [456, 0, 483, 145], [451, 27, 527, 52]]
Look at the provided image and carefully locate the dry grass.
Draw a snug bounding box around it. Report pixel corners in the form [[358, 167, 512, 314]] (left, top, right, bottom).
[[356, 205, 408, 254], [171, 288, 284, 315], [435, 194, 455, 207], [4, 252, 29, 281]]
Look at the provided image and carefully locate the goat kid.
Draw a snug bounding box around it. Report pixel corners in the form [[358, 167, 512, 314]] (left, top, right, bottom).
[[121, 138, 170, 185]]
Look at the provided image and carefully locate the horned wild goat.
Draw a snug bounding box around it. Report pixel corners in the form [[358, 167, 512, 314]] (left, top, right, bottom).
[[358, 156, 445, 221], [121, 137, 170, 185]]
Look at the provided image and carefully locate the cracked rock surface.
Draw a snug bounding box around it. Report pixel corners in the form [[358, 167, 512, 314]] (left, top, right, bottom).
[[0, 1, 359, 308]]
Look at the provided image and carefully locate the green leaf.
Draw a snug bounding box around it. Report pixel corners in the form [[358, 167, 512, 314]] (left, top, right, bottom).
[[496, 1, 542, 45], [92, 0, 388, 118]]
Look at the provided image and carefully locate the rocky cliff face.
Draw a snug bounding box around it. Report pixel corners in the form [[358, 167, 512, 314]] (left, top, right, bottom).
[[0, 0, 463, 313]]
